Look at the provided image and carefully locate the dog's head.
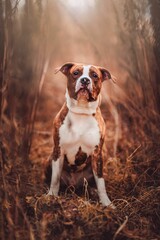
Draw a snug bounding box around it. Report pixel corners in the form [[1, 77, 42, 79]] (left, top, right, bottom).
[[55, 62, 116, 102]]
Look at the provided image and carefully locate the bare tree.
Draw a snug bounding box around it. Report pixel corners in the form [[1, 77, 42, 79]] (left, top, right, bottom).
[[150, 0, 160, 112], [0, 0, 4, 119]]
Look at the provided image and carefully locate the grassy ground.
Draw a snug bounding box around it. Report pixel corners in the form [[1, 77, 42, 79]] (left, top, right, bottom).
[[1, 74, 160, 240], [1, 1, 160, 239]]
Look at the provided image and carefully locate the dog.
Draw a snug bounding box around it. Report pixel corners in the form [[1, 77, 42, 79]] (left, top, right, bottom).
[[47, 62, 116, 206]]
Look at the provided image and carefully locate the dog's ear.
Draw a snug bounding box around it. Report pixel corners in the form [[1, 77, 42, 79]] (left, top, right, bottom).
[[99, 67, 116, 83], [55, 62, 75, 76]]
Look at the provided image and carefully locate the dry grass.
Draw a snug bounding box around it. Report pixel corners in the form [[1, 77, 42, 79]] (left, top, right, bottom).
[[1, 73, 160, 240], [1, 2, 160, 239]]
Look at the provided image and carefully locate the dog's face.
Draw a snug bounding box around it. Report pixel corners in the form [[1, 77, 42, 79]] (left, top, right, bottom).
[[55, 62, 115, 102]]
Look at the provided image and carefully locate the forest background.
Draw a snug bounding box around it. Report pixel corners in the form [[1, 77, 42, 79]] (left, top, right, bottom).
[[0, 0, 160, 239]]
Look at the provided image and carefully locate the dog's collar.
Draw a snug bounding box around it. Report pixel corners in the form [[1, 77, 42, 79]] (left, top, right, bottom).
[[65, 90, 101, 115]]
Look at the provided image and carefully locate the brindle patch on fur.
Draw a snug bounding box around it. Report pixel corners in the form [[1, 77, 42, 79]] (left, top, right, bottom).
[[91, 108, 106, 177], [93, 110, 106, 177], [94, 108, 106, 138], [63, 154, 78, 172], [67, 65, 83, 100], [63, 155, 78, 172], [92, 143, 103, 177], [52, 103, 68, 161], [63, 148, 91, 173], [89, 66, 103, 101], [97, 156, 103, 178], [75, 147, 87, 166]]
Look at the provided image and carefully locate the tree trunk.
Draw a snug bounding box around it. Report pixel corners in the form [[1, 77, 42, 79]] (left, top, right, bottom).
[[0, 0, 4, 118], [150, 0, 160, 112]]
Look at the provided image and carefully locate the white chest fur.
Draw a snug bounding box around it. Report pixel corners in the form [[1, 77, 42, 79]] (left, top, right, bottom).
[[59, 111, 100, 165]]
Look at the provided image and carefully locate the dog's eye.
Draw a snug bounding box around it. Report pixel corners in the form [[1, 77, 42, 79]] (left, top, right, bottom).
[[92, 72, 98, 78], [73, 71, 79, 76]]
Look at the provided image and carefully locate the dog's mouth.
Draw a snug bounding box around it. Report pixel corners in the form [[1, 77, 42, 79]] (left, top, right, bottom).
[[77, 88, 89, 100], [77, 88, 95, 102]]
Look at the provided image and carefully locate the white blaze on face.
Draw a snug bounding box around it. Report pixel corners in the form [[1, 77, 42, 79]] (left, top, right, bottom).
[[75, 65, 93, 93]]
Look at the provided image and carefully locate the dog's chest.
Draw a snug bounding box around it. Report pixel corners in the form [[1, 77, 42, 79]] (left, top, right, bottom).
[[59, 112, 100, 165]]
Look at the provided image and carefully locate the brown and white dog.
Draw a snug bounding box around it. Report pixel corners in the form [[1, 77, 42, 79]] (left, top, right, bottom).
[[47, 62, 115, 206]]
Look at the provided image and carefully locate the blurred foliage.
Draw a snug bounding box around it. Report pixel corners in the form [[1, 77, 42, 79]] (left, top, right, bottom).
[[0, 0, 160, 239]]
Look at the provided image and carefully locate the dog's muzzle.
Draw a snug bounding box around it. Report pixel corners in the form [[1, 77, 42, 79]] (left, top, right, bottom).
[[80, 77, 90, 87], [75, 77, 96, 101], [76, 77, 92, 93]]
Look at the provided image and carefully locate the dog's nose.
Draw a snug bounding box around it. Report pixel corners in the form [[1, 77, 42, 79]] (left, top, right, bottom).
[[80, 78, 90, 86]]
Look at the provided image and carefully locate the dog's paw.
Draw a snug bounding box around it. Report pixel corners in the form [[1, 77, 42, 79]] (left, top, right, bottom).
[[101, 199, 116, 209], [108, 202, 116, 209], [47, 191, 53, 196], [46, 190, 58, 196]]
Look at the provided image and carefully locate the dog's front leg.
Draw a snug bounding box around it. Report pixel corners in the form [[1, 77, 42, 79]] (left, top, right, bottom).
[[92, 152, 112, 207], [93, 170, 112, 206], [48, 156, 63, 196]]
